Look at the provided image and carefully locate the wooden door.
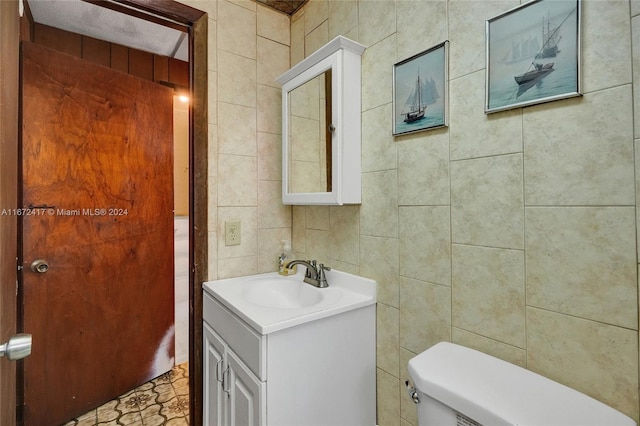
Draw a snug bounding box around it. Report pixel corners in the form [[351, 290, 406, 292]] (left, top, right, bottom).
[[20, 41, 175, 425]]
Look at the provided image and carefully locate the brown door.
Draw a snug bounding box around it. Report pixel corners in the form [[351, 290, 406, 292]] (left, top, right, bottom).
[[20, 41, 175, 425]]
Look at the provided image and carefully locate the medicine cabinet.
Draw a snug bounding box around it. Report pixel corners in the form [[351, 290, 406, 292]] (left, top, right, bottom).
[[276, 36, 365, 205]]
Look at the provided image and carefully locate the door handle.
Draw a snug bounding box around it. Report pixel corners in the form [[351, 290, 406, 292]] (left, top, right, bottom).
[[0, 334, 32, 360], [30, 259, 49, 273], [222, 366, 230, 394], [216, 359, 223, 383]]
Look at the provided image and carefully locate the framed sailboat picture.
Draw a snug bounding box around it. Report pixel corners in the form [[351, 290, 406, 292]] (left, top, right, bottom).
[[485, 0, 581, 114], [393, 41, 448, 135]]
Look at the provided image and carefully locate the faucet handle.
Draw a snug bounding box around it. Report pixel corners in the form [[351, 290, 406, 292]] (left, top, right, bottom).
[[317, 263, 331, 288], [318, 263, 331, 272]]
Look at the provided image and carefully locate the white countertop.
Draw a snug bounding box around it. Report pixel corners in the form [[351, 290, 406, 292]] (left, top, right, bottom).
[[203, 268, 376, 334]]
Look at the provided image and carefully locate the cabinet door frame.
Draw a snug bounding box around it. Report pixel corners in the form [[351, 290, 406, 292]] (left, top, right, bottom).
[[227, 349, 266, 426], [203, 323, 227, 426], [204, 322, 266, 426]]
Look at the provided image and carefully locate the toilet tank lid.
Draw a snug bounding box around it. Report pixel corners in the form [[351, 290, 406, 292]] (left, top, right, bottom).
[[407, 342, 635, 426]]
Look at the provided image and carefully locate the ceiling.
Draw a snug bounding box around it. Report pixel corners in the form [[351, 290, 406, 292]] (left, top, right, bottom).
[[257, 0, 307, 15], [27, 0, 305, 63], [28, 0, 189, 60]]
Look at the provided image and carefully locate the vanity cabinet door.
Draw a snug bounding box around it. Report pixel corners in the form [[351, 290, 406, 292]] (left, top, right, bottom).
[[227, 349, 266, 426], [204, 323, 227, 426]]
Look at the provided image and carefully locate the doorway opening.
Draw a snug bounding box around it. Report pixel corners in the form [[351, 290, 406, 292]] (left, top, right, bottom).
[[174, 94, 190, 368], [18, 1, 207, 425]]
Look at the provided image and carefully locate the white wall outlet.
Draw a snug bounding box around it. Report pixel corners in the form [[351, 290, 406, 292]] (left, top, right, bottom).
[[225, 220, 241, 246]]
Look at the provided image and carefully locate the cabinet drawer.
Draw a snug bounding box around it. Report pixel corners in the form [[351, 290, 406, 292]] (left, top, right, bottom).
[[203, 292, 265, 379]]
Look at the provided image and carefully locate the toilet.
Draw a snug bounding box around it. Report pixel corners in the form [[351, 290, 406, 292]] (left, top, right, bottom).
[[407, 342, 636, 426]]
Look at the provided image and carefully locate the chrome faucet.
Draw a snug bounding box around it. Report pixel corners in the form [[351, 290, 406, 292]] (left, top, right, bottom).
[[286, 259, 331, 288]]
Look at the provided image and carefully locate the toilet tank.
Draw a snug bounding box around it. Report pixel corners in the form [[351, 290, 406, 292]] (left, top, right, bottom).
[[407, 342, 636, 426]]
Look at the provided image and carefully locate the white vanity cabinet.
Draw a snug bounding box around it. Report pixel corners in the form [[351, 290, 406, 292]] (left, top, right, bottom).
[[202, 281, 376, 426], [203, 322, 264, 426]]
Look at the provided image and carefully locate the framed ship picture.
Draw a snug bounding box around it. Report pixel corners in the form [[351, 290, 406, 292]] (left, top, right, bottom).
[[393, 41, 448, 136], [485, 0, 581, 113]]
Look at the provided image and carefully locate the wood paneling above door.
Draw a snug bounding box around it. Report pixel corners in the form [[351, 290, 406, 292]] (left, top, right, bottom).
[[30, 22, 188, 87]]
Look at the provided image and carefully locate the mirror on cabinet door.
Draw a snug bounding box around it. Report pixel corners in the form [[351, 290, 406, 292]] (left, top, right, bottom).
[[277, 36, 365, 205], [287, 69, 332, 194]]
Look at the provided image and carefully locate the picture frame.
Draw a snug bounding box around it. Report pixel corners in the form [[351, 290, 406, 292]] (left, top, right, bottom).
[[485, 0, 581, 114], [393, 41, 448, 136]]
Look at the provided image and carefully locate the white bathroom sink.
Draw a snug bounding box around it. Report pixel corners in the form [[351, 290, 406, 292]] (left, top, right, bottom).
[[203, 268, 376, 334], [242, 277, 341, 309]]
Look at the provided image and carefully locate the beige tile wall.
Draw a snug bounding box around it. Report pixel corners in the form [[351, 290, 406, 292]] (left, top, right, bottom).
[[180, 0, 292, 281], [182, 0, 639, 424], [290, 0, 640, 424]]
